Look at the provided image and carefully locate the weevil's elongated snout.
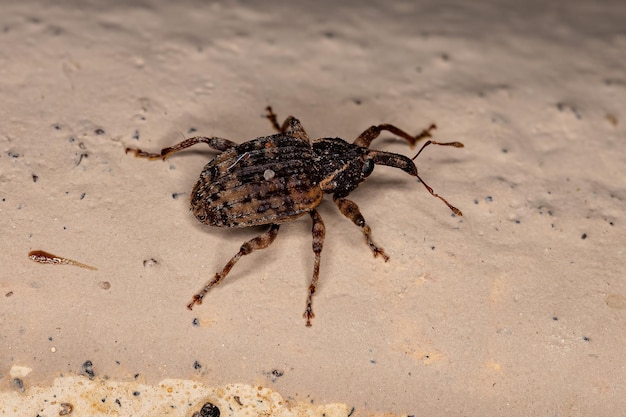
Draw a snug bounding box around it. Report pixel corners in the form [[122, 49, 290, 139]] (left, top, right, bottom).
[[369, 149, 463, 216], [370, 150, 417, 176]]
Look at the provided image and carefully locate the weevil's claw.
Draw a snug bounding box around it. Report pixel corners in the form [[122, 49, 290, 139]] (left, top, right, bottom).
[[303, 308, 314, 327], [187, 294, 203, 310], [125, 147, 165, 160], [412, 123, 437, 145], [373, 248, 390, 262]]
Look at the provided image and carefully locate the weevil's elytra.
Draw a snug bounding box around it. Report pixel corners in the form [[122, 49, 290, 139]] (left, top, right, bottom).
[[125, 106, 463, 326], [191, 134, 323, 227]]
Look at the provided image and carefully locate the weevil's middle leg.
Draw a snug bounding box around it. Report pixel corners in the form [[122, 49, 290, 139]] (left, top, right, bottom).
[[353, 123, 437, 149], [333, 196, 390, 262], [187, 223, 280, 310], [125, 136, 238, 160], [304, 209, 326, 327]]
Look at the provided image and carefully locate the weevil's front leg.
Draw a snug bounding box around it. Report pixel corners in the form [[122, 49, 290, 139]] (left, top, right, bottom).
[[125, 136, 238, 160], [333, 195, 390, 262], [304, 209, 326, 327], [353, 123, 437, 149], [187, 223, 280, 310]]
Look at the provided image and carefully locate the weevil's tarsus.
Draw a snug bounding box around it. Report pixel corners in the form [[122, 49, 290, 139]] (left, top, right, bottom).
[[333, 196, 389, 261], [353, 123, 437, 149], [265, 106, 310, 142], [126, 136, 238, 161], [187, 223, 280, 311], [265, 105, 290, 133], [124, 147, 163, 160]]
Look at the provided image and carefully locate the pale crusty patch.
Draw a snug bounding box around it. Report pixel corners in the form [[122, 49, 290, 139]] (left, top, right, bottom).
[[0, 375, 351, 417]]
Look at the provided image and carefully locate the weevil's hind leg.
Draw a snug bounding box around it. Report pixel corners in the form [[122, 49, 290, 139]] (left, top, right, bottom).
[[265, 106, 311, 143], [265, 106, 292, 133], [125, 136, 238, 160], [353, 123, 437, 149], [333, 196, 390, 262], [304, 209, 326, 327], [187, 224, 280, 310]]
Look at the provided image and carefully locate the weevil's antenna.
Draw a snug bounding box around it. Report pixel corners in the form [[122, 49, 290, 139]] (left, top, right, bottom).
[[411, 140, 464, 161], [412, 140, 464, 216]]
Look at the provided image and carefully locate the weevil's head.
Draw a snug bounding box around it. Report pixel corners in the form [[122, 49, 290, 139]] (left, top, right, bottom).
[[312, 137, 462, 215], [313, 138, 384, 197]]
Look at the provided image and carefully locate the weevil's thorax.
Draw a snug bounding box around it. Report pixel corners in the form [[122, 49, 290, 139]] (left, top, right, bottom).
[[312, 138, 372, 197]]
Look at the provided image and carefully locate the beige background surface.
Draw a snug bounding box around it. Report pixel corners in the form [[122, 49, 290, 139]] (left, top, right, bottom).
[[1, 0, 626, 415]]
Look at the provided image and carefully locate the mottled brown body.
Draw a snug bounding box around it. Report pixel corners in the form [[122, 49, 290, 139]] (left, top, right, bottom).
[[126, 106, 463, 326], [192, 134, 322, 227]]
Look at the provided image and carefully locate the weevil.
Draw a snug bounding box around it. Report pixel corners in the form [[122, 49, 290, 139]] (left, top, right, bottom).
[[126, 106, 463, 326]]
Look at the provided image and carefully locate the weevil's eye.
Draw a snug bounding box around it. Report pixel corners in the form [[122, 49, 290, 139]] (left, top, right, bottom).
[[362, 159, 374, 177]]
